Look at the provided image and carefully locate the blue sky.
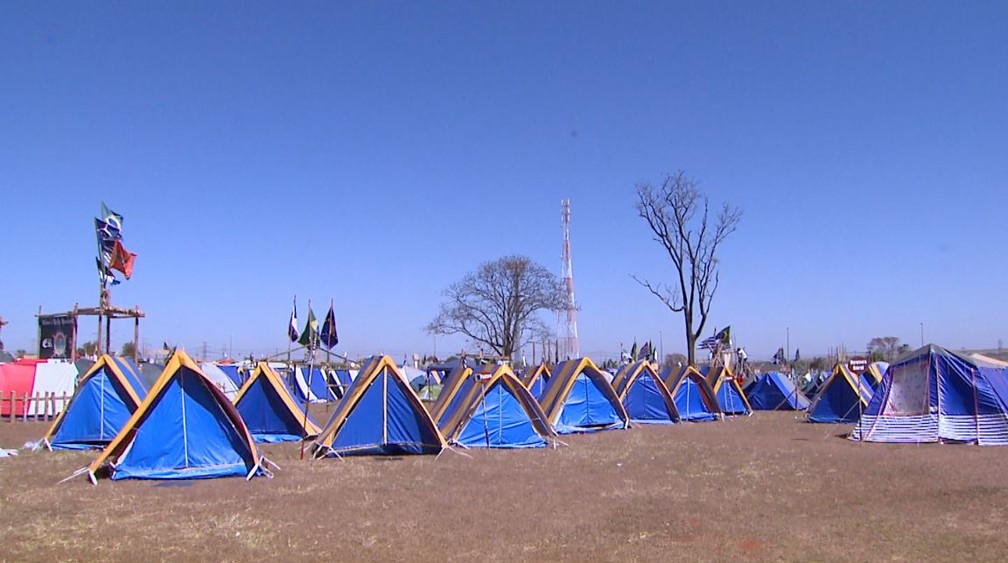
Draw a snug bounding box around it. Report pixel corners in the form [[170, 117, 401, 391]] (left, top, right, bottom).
[[2, 2, 1006, 362]]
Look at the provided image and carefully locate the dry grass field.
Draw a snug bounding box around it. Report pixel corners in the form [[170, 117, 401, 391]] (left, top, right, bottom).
[[1, 411, 1006, 561]]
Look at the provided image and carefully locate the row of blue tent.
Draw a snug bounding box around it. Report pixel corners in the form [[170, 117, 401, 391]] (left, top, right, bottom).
[[44, 343, 1008, 484], [41, 351, 760, 483]]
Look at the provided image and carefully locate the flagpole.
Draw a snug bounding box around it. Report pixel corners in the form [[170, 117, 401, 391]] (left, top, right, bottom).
[[288, 295, 295, 365], [300, 298, 314, 461], [326, 298, 333, 368]]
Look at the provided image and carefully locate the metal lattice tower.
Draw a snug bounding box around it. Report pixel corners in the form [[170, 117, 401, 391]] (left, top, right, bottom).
[[559, 199, 580, 359]]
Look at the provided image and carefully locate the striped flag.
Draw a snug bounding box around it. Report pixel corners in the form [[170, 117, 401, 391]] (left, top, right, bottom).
[[319, 303, 338, 349], [288, 298, 299, 342]]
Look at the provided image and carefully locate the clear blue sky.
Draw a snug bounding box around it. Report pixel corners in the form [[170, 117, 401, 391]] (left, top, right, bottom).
[[2, 2, 1006, 362]]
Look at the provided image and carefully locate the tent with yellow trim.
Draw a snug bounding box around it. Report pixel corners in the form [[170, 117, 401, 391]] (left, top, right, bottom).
[[521, 363, 551, 401], [234, 363, 322, 442], [539, 357, 628, 434], [660, 365, 720, 422], [313, 355, 446, 457], [703, 365, 752, 416], [429, 362, 475, 428], [614, 361, 680, 425], [42, 354, 148, 451], [438, 364, 555, 448], [82, 350, 270, 483], [807, 363, 874, 423]]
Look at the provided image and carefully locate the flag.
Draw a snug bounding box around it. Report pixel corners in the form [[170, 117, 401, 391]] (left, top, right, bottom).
[[773, 347, 784, 364], [639, 341, 651, 362], [718, 326, 731, 346], [101, 202, 123, 233], [794, 348, 801, 362], [298, 307, 318, 348], [630, 341, 638, 361], [109, 240, 137, 279], [699, 326, 731, 351], [319, 304, 338, 349], [287, 298, 299, 342]]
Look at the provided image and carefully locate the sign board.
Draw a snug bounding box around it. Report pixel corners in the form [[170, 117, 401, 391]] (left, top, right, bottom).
[[848, 357, 868, 374], [39, 315, 76, 360]]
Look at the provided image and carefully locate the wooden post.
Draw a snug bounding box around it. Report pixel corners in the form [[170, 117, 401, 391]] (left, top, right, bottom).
[[105, 314, 111, 357], [22, 393, 29, 422], [134, 308, 140, 365], [62, 391, 68, 416], [71, 304, 79, 362], [8, 391, 13, 422], [33, 392, 40, 421]]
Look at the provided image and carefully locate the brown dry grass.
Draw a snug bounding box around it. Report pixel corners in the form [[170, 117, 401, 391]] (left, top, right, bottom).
[[2, 412, 1006, 561]]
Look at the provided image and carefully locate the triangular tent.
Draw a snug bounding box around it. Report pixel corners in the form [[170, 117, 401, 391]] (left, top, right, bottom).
[[539, 357, 629, 434], [661, 365, 720, 422], [521, 364, 551, 401], [807, 363, 874, 423], [864, 361, 889, 388], [704, 365, 752, 416], [746, 371, 811, 411], [852, 344, 1008, 445], [302, 366, 337, 402], [83, 350, 269, 483], [200, 362, 241, 401], [313, 355, 446, 457], [216, 364, 245, 388], [234, 363, 322, 442], [615, 361, 680, 425], [43, 355, 148, 451], [439, 364, 555, 448], [429, 362, 475, 427]]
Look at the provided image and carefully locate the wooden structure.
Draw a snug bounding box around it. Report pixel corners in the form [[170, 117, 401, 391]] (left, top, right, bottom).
[[36, 302, 144, 364], [1, 391, 71, 422]]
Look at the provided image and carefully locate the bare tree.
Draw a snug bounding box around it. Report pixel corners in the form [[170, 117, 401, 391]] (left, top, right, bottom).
[[867, 337, 910, 362], [427, 255, 568, 359], [633, 171, 742, 366]]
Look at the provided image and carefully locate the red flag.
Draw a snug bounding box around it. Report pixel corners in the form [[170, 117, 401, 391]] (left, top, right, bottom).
[[109, 240, 137, 279]]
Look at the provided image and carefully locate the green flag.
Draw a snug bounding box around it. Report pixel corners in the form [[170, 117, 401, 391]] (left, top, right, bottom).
[[298, 307, 319, 348]]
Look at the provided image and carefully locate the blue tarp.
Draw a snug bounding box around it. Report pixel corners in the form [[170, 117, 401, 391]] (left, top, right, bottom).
[[48, 357, 147, 451], [747, 372, 811, 411], [110, 365, 262, 480], [453, 380, 547, 448]]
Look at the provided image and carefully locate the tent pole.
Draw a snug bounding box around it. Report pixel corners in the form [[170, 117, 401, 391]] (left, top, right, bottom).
[[299, 298, 314, 461]]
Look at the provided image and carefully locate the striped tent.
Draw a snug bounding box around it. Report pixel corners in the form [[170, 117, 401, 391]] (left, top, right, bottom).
[[852, 344, 1008, 445]]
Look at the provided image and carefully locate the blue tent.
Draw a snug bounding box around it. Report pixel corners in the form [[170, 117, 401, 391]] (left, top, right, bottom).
[[234, 363, 322, 442], [85, 350, 269, 482], [807, 364, 874, 423], [313, 356, 446, 456], [853, 345, 1008, 445], [217, 364, 244, 388], [616, 361, 679, 425], [539, 358, 628, 434], [521, 364, 550, 401], [43, 355, 148, 451], [747, 371, 811, 411], [439, 365, 554, 448], [661, 365, 719, 422], [704, 365, 752, 416], [303, 366, 337, 402], [429, 363, 476, 426]]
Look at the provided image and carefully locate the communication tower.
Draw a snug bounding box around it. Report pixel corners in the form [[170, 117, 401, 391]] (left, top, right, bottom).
[[559, 199, 580, 359]]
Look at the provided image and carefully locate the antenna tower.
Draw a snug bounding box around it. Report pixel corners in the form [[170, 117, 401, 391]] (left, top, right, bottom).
[[559, 199, 580, 359]]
